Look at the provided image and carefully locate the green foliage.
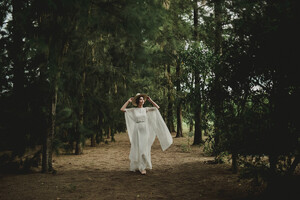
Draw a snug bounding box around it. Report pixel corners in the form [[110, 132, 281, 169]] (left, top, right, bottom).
[[181, 131, 194, 153], [207, 0, 299, 175], [238, 156, 271, 186], [0, 0, 178, 157], [0, 0, 298, 178], [203, 133, 215, 156], [180, 42, 217, 138]]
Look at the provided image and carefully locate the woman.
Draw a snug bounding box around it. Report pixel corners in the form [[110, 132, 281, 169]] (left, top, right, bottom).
[[120, 93, 173, 175]]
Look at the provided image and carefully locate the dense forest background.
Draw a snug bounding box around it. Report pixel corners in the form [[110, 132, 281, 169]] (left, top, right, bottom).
[[0, 0, 299, 184]]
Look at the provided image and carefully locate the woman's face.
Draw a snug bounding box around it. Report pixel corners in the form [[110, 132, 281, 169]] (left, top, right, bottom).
[[138, 96, 145, 105]]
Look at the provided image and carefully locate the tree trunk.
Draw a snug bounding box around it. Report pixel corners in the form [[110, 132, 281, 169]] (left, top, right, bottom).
[[232, 152, 238, 173], [176, 61, 183, 137], [166, 64, 175, 132], [11, 0, 25, 99], [42, 128, 50, 173], [214, 0, 223, 55], [48, 78, 59, 171], [111, 128, 115, 142], [212, 0, 224, 153], [41, 25, 67, 171], [176, 103, 183, 137], [193, 0, 199, 41], [96, 115, 103, 144], [107, 126, 111, 139], [193, 0, 202, 145], [193, 102, 202, 145], [75, 49, 87, 155], [91, 134, 96, 147], [75, 128, 82, 155], [163, 83, 167, 122], [189, 68, 194, 133], [10, 0, 27, 158], [42, 52, 61, 173], [189, 119, 193, 132], [193, 68, 202, 144]]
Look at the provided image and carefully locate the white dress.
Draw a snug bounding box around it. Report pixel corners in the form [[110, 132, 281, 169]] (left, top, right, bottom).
[[124, 107, 173, 172]]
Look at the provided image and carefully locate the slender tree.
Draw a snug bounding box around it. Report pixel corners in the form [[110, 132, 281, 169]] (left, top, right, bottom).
[[193, 0, 203, 145], [175, 60, 183, 137]]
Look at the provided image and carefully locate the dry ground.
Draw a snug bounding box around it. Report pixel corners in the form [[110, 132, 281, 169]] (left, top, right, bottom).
[[0, 132, 278, 200]]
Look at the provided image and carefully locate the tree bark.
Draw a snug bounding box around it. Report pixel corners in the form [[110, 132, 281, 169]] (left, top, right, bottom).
[[11, 0, 25, 99], [176, 103, 183, 137], [91, 134, 96, 147], [176, 60, 183, 137], [106, 126, 111, 139], [214, 0, 223, 55], [189, 119, 194, 132], [232, 152, 238, 173], [193, 0, 202, 145], [75, 46, 87, 155], [193, 0, 199, 41], [193, 67, 202, 144], [42, 128, 50, 173], [212, 0, 224, 153], [48, 72, 59, 171], [193, 100, 202, 145], [75, 125, 83, 154], [42, 41, 62, 172], [11, 0, 26, 155], [41, 18, 68, 170], [166, 64, 175, 132], [189, 69, 194, 133]]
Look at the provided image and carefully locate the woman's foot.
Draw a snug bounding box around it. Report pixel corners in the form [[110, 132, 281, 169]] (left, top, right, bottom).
[[140, 170, 146, 175]]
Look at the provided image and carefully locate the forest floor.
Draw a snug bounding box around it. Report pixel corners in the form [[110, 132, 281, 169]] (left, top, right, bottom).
[[0, 132, 299, 200]]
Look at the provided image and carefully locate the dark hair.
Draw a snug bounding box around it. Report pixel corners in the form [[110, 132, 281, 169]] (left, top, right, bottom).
[[135, 95, 143, 105]]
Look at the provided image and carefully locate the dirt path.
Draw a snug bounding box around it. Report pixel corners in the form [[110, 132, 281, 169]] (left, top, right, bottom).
[[0, 133, 255, 200]]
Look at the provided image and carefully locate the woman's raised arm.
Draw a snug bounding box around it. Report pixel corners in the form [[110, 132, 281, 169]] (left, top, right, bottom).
[[120, 97, 133, 112], [147, 96, 160, 109]]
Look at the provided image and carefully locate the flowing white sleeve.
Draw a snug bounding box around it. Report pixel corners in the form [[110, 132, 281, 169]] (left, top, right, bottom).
[[124, 108, 135, 144], [147, 107, 173, 151]]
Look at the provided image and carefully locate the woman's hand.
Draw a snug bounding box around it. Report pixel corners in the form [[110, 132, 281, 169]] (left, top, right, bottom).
[[147, 96, 159, 109], [121, 97, 133, 112]]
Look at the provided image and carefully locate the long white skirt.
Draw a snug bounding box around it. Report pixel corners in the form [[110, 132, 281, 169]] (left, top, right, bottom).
[[129, 122, 152, 172]]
